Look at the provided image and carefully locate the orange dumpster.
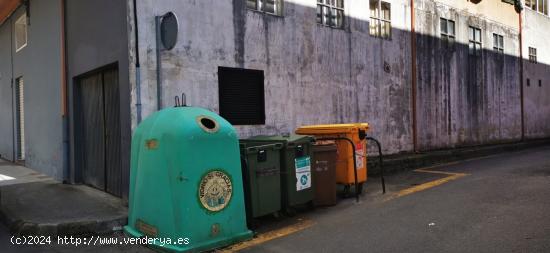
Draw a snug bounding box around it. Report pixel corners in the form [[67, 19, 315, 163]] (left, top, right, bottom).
[[295, 123, 369, 193]]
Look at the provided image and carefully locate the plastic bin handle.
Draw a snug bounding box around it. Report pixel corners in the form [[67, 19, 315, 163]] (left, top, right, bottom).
[[245, 143, 283, 154], [255, 167, 280, 177]]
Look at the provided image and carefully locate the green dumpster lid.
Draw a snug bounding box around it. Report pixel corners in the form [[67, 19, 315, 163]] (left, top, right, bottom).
[[243, 134, 314, 144]]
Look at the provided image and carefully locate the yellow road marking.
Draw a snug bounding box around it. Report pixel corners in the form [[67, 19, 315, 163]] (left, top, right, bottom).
[[414, 168, 463, 176], [385, 168, 469, 201], [218, 219, 315, 252]]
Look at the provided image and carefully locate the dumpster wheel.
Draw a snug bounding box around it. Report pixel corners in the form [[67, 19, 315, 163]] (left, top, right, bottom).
[[342, 183, 364, 198], [283, 207, 297, 217]]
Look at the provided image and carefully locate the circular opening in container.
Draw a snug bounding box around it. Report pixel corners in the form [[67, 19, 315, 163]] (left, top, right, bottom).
[[197, 116, 219, 133]]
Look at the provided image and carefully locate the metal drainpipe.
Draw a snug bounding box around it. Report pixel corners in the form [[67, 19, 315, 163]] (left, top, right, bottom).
[[519, 7, 525, 141], [61, 0, 70, 183], [133, 0, 142, 123], [410, 0, 418, 152], [10, 16, 15, 162], [155, 16, 162, 110]]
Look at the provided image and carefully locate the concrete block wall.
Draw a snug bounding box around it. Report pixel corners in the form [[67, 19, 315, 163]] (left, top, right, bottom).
[[415, 0, 522, 150], [522, 9, 550, 139], [128, 0, 548, 155], [130, 0, 414, 154]]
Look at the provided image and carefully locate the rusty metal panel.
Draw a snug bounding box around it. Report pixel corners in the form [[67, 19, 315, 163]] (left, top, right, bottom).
[[76, 66, 121, 197], [79, 72, 106, 191]]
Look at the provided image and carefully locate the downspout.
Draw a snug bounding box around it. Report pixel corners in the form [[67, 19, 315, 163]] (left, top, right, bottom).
[[10, 16, 15, 161], [133, 0, 142, 123], [410, 0, 418, 152], [518, 5, 525, 141], [155, 16, 162, 110], [61, 0, 70, 183]]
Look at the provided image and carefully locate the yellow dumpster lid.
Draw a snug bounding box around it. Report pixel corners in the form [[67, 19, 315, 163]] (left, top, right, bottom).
[[295, 123, 369, 135]]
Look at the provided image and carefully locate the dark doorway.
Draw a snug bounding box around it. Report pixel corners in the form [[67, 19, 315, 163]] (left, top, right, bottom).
[[75, 65, 122, 197]]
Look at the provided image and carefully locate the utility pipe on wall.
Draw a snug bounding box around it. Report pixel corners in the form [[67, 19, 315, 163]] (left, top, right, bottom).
[[61, 0, 70, 183], [133, 0, 142, 123], [518, 6, 525, 141], [410, 0, 418, 152], [155, 16, 162, 110]]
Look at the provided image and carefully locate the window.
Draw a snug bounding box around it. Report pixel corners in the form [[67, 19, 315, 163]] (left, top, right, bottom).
[[316, 0, 344, 28], [529, 47, 537, 63], [539, 80, 542, 87], [525, 0, 549, 15], [15, 77, 25, 160], [15, 13, 27, 52], [440, 18, 455, 48], [493, 34, 504, 54], [468, 26, 482, 56], [369, 0, 391, 39], [218, 67, 265, 125], [247, 0, 283, 15], [527, 78, 530, 87]]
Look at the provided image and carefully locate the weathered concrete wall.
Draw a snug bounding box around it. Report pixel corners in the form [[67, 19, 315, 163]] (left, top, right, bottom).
[[522, 9, 550, 139], [434, 0, 519, 29], [66, 0, 131, 197], [130, 0, 413, 154], [0, 1, 64, 180], [128, 0, 547, 155], [415, 0, 522, 150]]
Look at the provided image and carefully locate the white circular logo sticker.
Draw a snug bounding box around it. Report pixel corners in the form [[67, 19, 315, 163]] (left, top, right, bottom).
[[199, 171, 233, 212]]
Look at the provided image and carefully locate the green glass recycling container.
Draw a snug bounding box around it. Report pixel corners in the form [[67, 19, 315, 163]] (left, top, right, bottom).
[[124, 107, 252, 252]]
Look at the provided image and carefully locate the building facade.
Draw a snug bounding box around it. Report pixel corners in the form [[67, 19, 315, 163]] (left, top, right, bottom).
[[0, 0, 548, 199], [0, 0, 64, 180], [0, 0, 131, 198]]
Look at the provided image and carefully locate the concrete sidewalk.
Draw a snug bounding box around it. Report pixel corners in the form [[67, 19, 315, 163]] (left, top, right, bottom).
[[367, 138, 550, 175], [0, 160, 127, 236]]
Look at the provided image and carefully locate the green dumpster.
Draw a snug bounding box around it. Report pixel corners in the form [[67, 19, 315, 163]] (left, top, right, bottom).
[[124, 107, 252, 252], [242, 134, 315, 213], [239, 142, 283, 222]]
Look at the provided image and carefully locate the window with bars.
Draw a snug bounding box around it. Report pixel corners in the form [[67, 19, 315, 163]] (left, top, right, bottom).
[[316, 0, 344, 28], [247, 0, 283, 16], [15, 77, 25, 161], [525, 0, 549, 16], [468, 26, 482, 57], [529, 47, 537, 63], [493, 34, 504, 54], [15, 13, 27, 52], [369, 0, 391, 39], [440, 18, 455, 48]]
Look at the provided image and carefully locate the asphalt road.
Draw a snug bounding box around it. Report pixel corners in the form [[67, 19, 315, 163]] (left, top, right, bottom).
[[241, 145, 550, 253], [1, 145, 549, 252]]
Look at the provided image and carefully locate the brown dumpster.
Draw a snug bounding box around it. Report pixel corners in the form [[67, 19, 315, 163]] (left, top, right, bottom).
[[311, 143, 338, 206]]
